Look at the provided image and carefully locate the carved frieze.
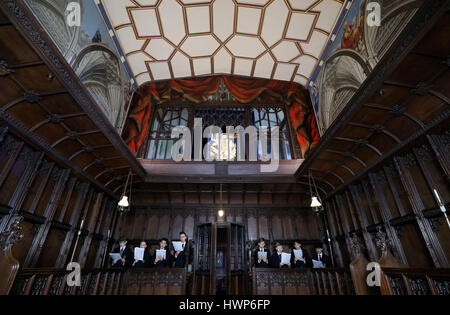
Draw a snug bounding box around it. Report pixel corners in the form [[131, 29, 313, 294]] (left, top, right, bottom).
[[0, 215, 24, 252]]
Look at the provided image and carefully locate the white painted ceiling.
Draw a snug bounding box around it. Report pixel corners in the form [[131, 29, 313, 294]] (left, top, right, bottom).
[[98, 0, 345, 87]]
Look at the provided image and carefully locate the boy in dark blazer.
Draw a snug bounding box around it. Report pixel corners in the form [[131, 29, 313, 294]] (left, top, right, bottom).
[[312, 244, 332, 268], [111, 238, 133, 268], [290, 240, 311, 268], [270, 242, 290, 268], [132, 241, 151, 268], [173, 231, 194, 268], [253, 238, 270, 268], [152, 238, 172, 268]]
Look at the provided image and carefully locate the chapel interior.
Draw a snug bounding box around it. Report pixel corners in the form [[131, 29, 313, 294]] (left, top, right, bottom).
[[0, 0, 449, 296]]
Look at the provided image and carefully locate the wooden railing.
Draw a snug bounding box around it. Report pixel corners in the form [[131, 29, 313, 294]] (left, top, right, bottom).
[[9, 268, 125, 295], [380, 268, 450, 295], [9, 268, 190, 295], [252, 268, 355, 295], [122, 268, 188, 295]]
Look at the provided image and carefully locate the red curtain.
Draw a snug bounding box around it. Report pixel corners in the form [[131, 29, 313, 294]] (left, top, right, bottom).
[[122, 75, 320, 157]]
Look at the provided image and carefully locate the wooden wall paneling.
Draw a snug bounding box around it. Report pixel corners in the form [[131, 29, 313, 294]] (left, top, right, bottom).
[[333, 196, 354, 260], [336, 195, 353, 233], [157, 214, 170, 240], [257, 214, 269, 240], [54, 176, 76, 223], [246, 211, 257, 241], [383, 165, 410, 217], [325, 201, 344, 267], [184, 214, 195, 240], [414, 145, 449, 203], [349, 185, 378, 261], [330, 198, 343, 236], [27, 160, 55, 215], [271, 215, 282, 240], [0, 145, 31, 207], [0, 148, 42, 233], [86, 193, 104, 233], [93, 198, 108, 235], [54, 183, 89, 267], [395, 221, 435, 268], [0, 136, 24, 191], [145, 214, 159, 240], [344, 191, 361, 232], [23, 167, 69, 267], [394, 156, 448, 267], [368, 172, 408, 265], [361, 180, 380, 224], [171, 214, 184, 240], [35, 227, 65, 267], [93, 200, 115, 268], [427, 133, 450, 178], [78, 193, 104, 267]]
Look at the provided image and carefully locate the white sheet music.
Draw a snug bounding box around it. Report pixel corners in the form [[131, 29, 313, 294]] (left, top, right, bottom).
[[312, 259, 323, 268], [257, 251, 267, 260], [156, 249, 166, 259], [172, 241, 183, 252], [134, 247, 144, 260], [281, 253, 291, 264], [293, 249, 303, 259], [109, 253, 122, 260]]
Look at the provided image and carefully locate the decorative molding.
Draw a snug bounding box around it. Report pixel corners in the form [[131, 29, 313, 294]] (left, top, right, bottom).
[[0, 59, 14, 76], [66, 131, 79, 141], [22, 90, 41, 103], [0, 215, 24, 252], [0, 126, 7, 143], [410, 82, 433, 96], [374, 226, 392, 252], [4, 136, 18, 157], [349, 233, 365, 258], [402, 153, 417, 169], [390, 104, 407, 116], [415, 144, 433, 161], [429, 216, 444, 233], [47, 114, 63, 123], [17, 146, 34, 165]]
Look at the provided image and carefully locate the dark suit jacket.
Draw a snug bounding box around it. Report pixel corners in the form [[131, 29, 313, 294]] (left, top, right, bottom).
[[133, 250, 151, 268], [253, 248, 270, 268], [270, 252, 290, 268], [290, 248, 311, 268], [173, 240, 194, 268], [311, 253, 332, 268], [111, 246, 133, 268], [151, 248, 172, 268]]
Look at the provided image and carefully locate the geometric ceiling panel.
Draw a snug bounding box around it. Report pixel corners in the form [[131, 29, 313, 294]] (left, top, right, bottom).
[[98, 0, 346, 87]]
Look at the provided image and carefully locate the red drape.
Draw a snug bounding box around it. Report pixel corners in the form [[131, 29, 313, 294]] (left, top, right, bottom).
[[122, 75, 320, 157]]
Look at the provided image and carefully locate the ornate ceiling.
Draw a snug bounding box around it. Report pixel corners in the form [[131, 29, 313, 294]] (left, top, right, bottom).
[[97, 0, 346, 86]]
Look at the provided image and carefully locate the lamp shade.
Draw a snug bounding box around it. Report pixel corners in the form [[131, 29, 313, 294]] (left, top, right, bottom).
[[218, 210, 224, 217], [118, 195, 129, 208], [310, 196, 322, 208]]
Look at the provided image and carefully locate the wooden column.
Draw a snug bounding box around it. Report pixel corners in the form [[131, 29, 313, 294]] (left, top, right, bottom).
[[394, 155, 448, 267], [349, 185, 378, 261], [368, 172, 408, 265]]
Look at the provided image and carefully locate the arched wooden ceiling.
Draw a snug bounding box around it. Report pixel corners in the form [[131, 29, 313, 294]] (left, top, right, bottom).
[[296, 3, 450, 198], [0, 1, 145, 199]]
